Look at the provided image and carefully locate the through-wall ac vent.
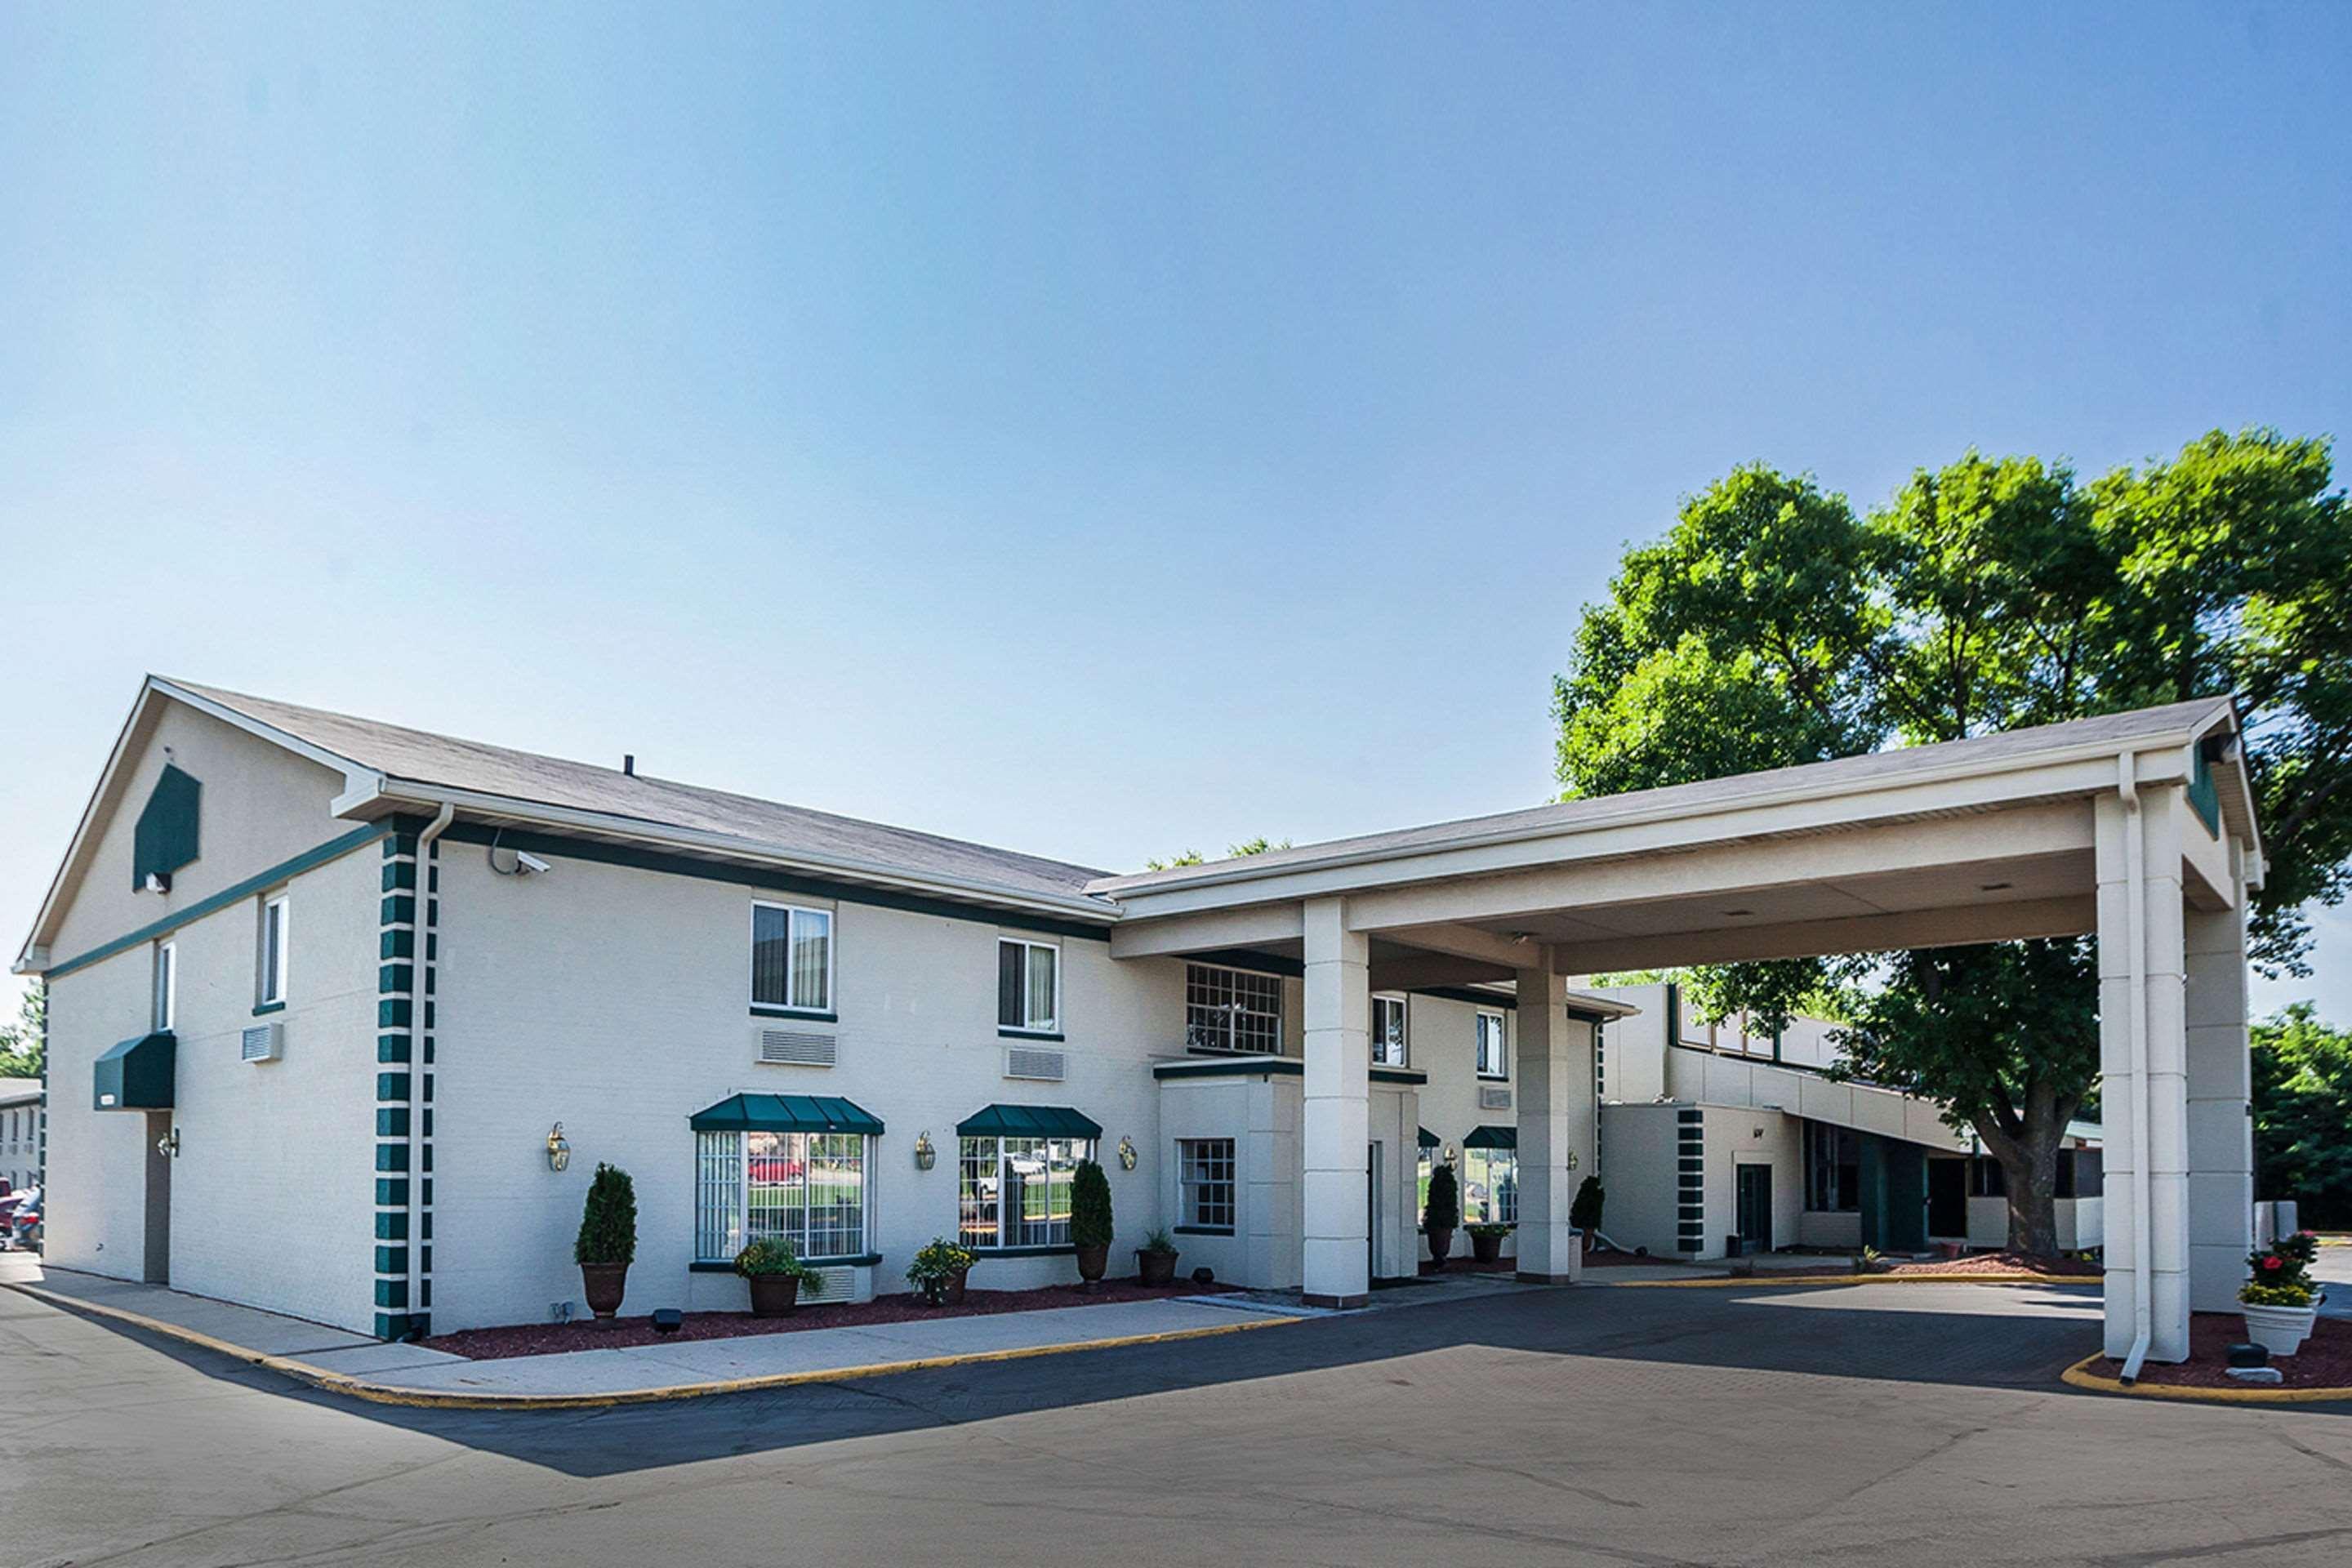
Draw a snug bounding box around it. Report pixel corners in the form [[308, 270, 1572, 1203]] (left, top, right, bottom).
[[1478, 1085, 1512, 1111], [1004, 1045, 1067, 1082], [241, 1022, 284, 1063], [757, 1028, 838, 1068]]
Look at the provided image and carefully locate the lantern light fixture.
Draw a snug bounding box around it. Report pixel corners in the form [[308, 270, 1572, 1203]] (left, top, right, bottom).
[[914, 1131, 937, 1170], [546, 1122, 571, 1172], [1117, 1135, 1138, 1171]]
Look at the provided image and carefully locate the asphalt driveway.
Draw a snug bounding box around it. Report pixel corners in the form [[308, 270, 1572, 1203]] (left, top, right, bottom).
[[6, 1267, 2350, 1567]]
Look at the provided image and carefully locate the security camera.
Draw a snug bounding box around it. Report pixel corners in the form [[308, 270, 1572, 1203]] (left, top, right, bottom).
[[514, 851, 553, 875]]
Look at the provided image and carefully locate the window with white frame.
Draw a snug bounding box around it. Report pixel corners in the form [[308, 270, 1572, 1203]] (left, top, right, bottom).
[[1178, 1138, 1236, 1230], [1463, 1147, 1517, 1224], [1476, 1010, 1508, 1079], [751, 902, 832, 1013], [258, 893, 289, 1008], [693, 1129, 869, 1262], [959, 1134, 1094, 1249], [1372, 994, 1409, 1067], [998, 938, 1060, 1033], [153, 939, 176, 1031], [1185, 963, 1283, 1054]]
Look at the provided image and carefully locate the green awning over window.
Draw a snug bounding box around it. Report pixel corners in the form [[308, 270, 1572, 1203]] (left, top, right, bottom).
[[94, 1031, 175, 1111], [688, 1094, 883, 1137], [1463, 1124, 1517, 1150], [956, 1102, 1102, 1140], [1418, 1125, 1440, 1150]]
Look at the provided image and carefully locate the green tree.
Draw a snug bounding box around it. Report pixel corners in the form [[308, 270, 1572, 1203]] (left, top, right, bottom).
[[2251, 1004, 2352, 1228], [0, 983, 45, 1080], [1554, 431, 2352, 1251], [1146, 836, 1290, 871]]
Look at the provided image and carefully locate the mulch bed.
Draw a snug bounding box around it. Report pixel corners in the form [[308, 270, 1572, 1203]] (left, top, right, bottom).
[[421, 1276, 1238, 1361], [1420, 1254, 1516, 1276], [1744, 1250, 2103, 1281], [2087, 1311, 2352, 1392]]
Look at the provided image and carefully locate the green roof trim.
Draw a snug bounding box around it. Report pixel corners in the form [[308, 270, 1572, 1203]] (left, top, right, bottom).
[[1418, 1125, 1440, 1149], [94, 1031, 175, 1111], [1463, 1124, 1517, 1150], [131, 764, 202, 891], [689, 1093, 884, 1136], [956, 1102, 1102, 1140]]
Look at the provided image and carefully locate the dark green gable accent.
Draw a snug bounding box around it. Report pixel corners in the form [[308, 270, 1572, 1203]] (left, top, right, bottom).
[[1418, 1125, 1440, 1150], [956, 1102, 1102, 1140], [2189, 733, 2225, 838], [688, 1093, 884, 1136], [1463, 1124, 1516, 1150], [1187, 947, 1304, 978], [93, 1031, 175, 1111], [439, 821, 1117, 943], [131, 764, 202, 889]]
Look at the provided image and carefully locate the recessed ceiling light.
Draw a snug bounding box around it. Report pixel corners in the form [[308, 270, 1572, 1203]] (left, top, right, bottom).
[[1980, 882, 2014, 892]]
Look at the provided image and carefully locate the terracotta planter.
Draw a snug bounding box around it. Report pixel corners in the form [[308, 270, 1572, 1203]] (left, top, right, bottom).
[[746, 1274, 802, 1318], [579, 1262, 629, 1325], [1138, 1247, 1179, 1286], [1075, 1243, 1110, 1284], [1470, 1231, 1504, 1266], [1426, 1226, 1456, 1269]]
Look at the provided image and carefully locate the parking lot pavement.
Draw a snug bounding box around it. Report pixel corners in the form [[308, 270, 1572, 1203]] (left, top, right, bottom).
[[6, 1270, 2352, 1568]]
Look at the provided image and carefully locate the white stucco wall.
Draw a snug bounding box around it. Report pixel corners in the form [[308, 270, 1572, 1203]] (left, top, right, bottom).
[[1597, 1101, 1684, 1257]]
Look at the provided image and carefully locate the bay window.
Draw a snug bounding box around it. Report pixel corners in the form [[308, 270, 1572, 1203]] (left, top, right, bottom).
[[694, 1129, 869, 1262], [1463, 1146, 1517, 1225], [960, 1134, 1094, 1249]]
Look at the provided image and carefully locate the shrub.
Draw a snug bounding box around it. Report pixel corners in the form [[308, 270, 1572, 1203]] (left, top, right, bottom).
[[573, 1163, 636, 1267], [906, 1237, 978, 1303], [2242, 1279, 2314, 1308], [1569, 1174, 1606, 1234], [1423, 1164, 1460, 1232], [733, 1238, 826, 1294], [1465, 1223, 1512, 1240], [1138, 1227, 1179, 1256], [1071, 1159, 1114, 1249]]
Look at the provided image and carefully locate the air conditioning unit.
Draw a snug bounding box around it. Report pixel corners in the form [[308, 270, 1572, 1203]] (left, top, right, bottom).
[[1004, 1045, 1067, 1083], [1478, 1085, 1512, 1111], [757, 1028, 837, 1068], [241, 1022, 284, 1063]]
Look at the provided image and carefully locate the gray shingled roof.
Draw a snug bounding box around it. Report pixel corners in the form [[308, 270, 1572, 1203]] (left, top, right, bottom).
[[167, 680, 1114, 905], [1088, 696, 2238, 894]]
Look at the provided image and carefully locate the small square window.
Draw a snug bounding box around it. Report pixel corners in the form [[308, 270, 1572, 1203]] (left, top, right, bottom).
[[1476, 1011, 1508, 1080], [1178, 1138, 1236, 1230], [998, 939, 1060, 1033], [1372, 994, 1408, 1067], [751, 903, 832, 1013]]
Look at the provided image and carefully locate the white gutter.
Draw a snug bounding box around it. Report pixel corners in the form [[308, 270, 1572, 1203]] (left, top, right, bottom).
[[2117, 752, 2154, 1384], [407, 802, 455, 1334]]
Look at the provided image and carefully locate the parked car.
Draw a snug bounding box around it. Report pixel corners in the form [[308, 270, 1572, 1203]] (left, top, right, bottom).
[[2, 1186, 41, 1252]]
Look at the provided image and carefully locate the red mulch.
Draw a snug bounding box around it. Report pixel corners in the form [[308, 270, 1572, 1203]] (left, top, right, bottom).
[[2088, 1311, 2352, 1392], [421, 1276, 1237, 1361], [1746, 1250, 2103, 1281], [1420, 1254, 1516, 1276]]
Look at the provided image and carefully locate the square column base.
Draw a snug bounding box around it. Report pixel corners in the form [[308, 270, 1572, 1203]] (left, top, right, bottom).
[[1515, 1271, 1581, 1286], [1303, 1293, 1367, 1310]]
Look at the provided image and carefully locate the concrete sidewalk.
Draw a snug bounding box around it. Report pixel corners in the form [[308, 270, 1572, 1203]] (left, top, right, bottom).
[[0, 1256, 1305, 1407]]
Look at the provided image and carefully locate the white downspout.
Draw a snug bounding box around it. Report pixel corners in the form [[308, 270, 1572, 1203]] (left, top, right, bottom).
[[2117, 754, 2154, 1384], [407, 803, 455, 1333]]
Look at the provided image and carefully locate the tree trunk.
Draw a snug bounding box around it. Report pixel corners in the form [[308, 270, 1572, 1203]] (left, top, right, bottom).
[[1971, 1105, 2068, 1257]]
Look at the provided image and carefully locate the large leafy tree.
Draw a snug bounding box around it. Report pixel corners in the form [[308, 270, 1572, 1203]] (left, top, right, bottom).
[[1555, 430, 2351, 1252], [0, 982, 43, 1081], [2251, 1004, 2352, 1229]]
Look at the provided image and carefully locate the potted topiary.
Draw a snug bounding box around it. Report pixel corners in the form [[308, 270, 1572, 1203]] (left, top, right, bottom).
[[1137, 1227, 1181, 1286], [2243, 1235, 2319, 1356], [1423, 1163, 1460, 1270], [734, 1237, 826, 1317], [1570, 1174, 1606, 1253], [574, 1162, 636, 1328], [1071, 1159, 1114, 1285], [907, 1237, 978, 1306], [1467, 1222, 1511, 1267]]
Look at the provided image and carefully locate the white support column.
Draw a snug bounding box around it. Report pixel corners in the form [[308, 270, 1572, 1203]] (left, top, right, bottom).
[[2185, 845, 2254, 1312], [1514, 960, 1588, 1284], [1301, 897, 1370, 1307], [2095, 784, 2192, 1362]]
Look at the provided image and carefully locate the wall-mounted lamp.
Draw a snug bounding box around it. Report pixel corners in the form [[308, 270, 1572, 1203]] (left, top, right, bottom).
[[1117, 1135, 1138, 1171], [913, 1131, 937, 1171], [1443, 1144, 1459, 1167], [1566, 1151, 1579, 1169], [546, 1123, 571, 1172], [157, 1127, 180, 1159]]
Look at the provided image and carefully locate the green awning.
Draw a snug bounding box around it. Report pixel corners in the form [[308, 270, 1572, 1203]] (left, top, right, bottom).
[[688, 1094, 883, 1136], [957, 1102, 1103, 1140], [94, 1031, 175, 1111], [1463, 1124, 1517, 1150], [1418, 1126, 1440, 1150]]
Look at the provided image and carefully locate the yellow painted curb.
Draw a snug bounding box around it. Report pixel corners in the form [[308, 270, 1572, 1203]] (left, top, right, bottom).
[[2, 1278, 1299, 1411], [1606, 1271, 2097, 1290], [2060, 1350, 2352, 1405]]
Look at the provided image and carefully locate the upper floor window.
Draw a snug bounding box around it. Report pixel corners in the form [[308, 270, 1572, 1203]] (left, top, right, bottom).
[[259, 894, 289, 1008], [1372, 993, 1409, 1067], [998, 938, 1060, 1034], [153, 940, 176, 1031], [1186, 963, 1282, 1054], [751, 902, 832, 1013], [1476, 1010, 1508, 1079]]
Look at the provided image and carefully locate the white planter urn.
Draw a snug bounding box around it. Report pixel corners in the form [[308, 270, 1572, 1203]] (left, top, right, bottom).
[[2242, 1302, 2316, 1357]]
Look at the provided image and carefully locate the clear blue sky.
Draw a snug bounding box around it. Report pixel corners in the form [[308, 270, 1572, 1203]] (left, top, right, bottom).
[[4, 4, 2349, 1020]]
